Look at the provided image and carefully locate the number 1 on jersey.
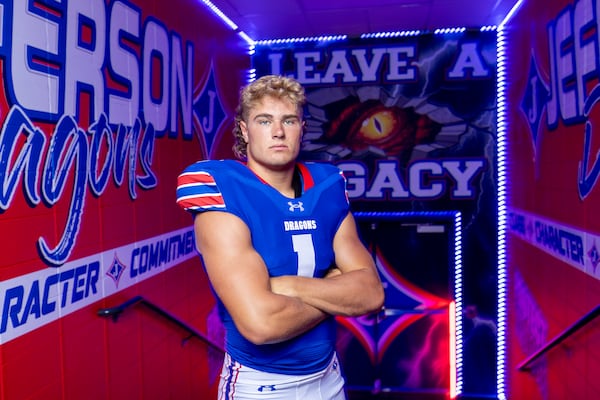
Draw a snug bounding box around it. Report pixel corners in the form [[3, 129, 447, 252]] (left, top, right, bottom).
[[292, 233, 316, 277]]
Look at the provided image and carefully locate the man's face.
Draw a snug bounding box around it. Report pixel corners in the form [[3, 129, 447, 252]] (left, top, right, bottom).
[[240, 95, 303, 171]]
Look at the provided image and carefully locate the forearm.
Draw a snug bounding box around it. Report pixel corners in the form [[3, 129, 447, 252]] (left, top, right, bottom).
[[271, 269, 384, 317], [250, 293, 329, 344]]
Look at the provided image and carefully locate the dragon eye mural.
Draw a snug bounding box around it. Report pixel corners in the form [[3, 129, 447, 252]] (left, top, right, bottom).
[[321, 99, 442, 162], [299, 85, 474, 167]]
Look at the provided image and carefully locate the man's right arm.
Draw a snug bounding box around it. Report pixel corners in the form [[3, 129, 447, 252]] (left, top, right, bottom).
[[193, 211, 328, 345]]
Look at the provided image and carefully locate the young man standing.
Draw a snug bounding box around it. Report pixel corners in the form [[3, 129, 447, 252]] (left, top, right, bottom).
[[176, 75, 384, 399]]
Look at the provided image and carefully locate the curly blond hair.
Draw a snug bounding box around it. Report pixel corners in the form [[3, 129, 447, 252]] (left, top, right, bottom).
[[232, 75, 306, 159]]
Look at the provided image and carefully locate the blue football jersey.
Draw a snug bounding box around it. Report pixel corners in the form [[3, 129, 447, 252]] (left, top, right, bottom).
[[176, 160, 350, 374]]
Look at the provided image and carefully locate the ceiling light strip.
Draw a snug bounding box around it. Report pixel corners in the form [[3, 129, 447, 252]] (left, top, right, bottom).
[[254, 35, 348, 45], [198, 0, 255, 46], [360, 30, 421, 39]]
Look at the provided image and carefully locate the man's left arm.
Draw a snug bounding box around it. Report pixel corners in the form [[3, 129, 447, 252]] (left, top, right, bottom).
[[270, 212, 385, 317]]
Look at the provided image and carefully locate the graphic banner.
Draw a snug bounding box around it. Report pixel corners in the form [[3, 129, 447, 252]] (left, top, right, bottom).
[[0, 0, 246, 346], [507, 0, 600, 397]]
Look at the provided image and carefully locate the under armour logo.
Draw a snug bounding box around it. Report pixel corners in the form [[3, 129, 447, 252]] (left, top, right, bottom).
[[257, 385, 277, 392], [288, 201, 304, 212]]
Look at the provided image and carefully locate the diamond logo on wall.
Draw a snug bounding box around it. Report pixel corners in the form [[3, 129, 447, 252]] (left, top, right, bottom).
[[193, 65, 227, 157]]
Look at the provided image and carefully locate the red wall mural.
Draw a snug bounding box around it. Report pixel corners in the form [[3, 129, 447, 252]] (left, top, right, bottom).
[[0, 0, 248, 398], [506, 0, 600, 398]]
